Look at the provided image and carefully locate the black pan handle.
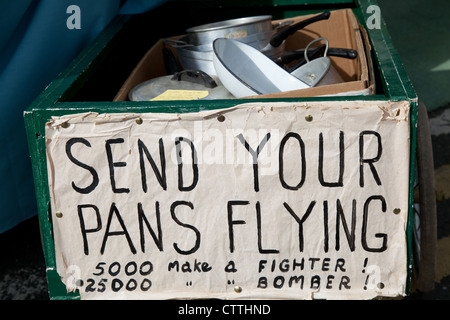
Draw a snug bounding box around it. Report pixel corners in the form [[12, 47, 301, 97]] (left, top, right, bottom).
[[279, 47, 358, 65], [327, 47, 358, 59], [269, 11, 331, 48], [276, 45, 324, 65]]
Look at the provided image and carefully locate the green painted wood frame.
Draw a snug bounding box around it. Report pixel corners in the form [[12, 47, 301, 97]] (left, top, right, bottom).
[[24, 0, 418, 299]]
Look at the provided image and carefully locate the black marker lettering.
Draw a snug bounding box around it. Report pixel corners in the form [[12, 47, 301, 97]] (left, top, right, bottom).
[[359, 131, 382, 187], [336, 199, 356, 252], [78, 204, 102, 255], [256, 201, 279, 254], [138, 202, 163, 253], [175, 137, 199, 192], [283, 201, 316, 252], [138, 138, 166, 193], [170, 201, 200, 255], [66, 138, 99, 194], [323, 200, 329, 253], [319, 131, 344, 187], [101, 203, 136, 254], [362, 195, 388, 252], [105, 138, 130, 194], [227, 200, 249, 253], [237, 133, 271, 192], [279, 132, 306, 190]]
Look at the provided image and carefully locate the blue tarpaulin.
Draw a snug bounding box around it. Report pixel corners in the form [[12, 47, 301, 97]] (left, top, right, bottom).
[[0, 0, 167, 233]]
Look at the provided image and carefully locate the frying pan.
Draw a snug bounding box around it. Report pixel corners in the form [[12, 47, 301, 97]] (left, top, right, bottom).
[[212, 38, 310, 98]]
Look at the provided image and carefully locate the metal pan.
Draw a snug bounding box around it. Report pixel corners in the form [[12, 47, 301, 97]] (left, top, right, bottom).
[[129, 70, 234, 101], [186, 15, 276, 46], [290, 38, 345, 87], [168, 12, 331, 75], [212, 38, 310, 98]]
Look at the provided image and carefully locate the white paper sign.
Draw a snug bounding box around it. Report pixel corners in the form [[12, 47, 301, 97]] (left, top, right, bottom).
[[45, 101, 410, 300]]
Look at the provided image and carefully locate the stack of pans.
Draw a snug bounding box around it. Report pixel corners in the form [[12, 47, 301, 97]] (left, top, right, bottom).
[[165, 12, 331, 76], [130, 12, 359, 101]]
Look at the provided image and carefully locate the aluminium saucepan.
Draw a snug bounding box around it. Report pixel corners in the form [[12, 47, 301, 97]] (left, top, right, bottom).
[[168, 12, 331, 75], [212, 38, 310, 98]]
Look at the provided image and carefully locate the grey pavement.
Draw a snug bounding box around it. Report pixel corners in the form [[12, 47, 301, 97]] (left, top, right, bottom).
[[0, 216, 48, 300]]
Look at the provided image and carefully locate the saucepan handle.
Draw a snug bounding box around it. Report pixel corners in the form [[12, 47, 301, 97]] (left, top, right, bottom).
[[269, 11, 331, 48]]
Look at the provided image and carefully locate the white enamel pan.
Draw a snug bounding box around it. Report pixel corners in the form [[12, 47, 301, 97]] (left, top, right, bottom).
[[212, 38, 310, 98]]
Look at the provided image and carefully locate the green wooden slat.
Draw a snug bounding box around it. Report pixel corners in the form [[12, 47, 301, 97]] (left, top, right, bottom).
[[356, 0, 417, 100], [356, 0, 418, 295]]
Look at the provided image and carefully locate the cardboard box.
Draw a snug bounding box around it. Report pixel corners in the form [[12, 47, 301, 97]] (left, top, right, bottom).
[[114, 9, 374, 101]]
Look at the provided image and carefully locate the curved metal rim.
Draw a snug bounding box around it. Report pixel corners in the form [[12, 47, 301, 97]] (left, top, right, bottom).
[[186, 15, 273, 33], [212, 39, 261, 95]]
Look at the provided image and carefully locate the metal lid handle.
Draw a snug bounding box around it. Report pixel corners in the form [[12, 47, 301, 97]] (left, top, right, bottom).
[[171, 70, 217, 88], [304, 37, 329, 63]]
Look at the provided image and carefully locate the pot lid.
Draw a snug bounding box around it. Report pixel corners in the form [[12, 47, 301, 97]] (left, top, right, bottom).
[[129, 70, 234, 101]]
